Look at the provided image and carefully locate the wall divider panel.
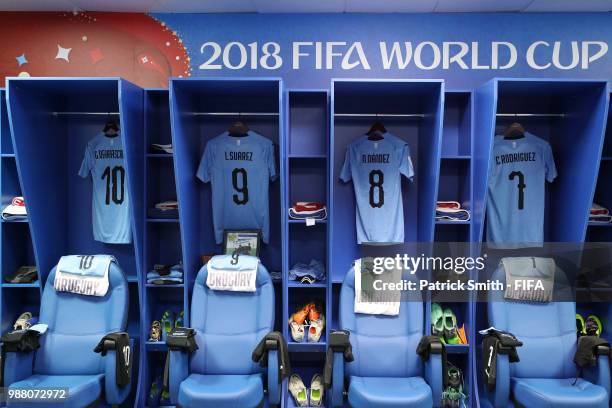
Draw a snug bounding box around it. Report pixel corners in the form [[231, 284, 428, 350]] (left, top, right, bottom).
[[5, 77, 145, 407], [137, 88, 185, 407], [0, 87, 40, 343], [435, 90, 475, 403], [282, 89, 330, 407], [472, 79, 610, 408]]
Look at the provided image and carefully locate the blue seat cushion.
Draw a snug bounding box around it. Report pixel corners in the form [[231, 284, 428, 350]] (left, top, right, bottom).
[[7, 374, 103, 407], [178, 373, 264, 408], [348, 376, 433, 408], [512, 378, 608, 408]]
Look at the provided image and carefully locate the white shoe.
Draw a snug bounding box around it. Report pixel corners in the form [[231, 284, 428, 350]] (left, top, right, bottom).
[[288, 374, 308, 407], [289, 319, 305, 342], [308, 314, 325, 342], [310, 373, 324, 406]]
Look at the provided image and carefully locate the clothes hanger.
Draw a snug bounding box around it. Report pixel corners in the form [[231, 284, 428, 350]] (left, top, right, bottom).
[[228, 120, 249, 137], [103, 120, 120, 138], [367, 121, 386, 141], [503, 122, 525, 140]]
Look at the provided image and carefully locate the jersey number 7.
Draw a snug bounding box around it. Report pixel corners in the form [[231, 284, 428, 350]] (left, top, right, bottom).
[[508, 170, 526, 210]]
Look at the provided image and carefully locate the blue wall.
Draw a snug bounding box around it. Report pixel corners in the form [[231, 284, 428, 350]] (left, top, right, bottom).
[[154, 13, 612, 89]]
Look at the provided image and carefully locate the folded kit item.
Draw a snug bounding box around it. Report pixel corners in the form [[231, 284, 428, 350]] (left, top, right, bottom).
[[289, 202, 327, 219], [28, 323, 48, 334], [292, 202, 325, 212], [481, 329, 522, 391], [436, 201, 461, 209], [2, 196, 27, 221], [147, 207, 179, 219], [589, 214, 612, 223], [150, 143, 173, 154], [269, 270, 282, 282], [590, 203, 609, 215], [147, 263, 183, 285], [289, 207, 327, 220], [5, 266, 38, 283], [1, 329, 41, 353], [252, 331, 291, 382], [289, 259, 326, 282], [166, 327, 198, 353], [155, 200, 178, 210], [54, 255, 114, 296], [288, 202, 327, 220], [501, 257, 555, 302], [436, 208, 471, 221], [209, 254, 259, 271], [57, 254, 114, 277], [354, 257, 401, 316], [206, 254, 258, 292], [93, 331, 131, 387], [574, 335, 610, 370]]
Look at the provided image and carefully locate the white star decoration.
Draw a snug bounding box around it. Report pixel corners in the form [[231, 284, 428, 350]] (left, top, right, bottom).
[[55, 44, 72, 62]]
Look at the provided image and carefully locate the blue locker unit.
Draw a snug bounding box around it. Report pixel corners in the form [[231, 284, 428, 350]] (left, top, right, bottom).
[[169, 78, 284, 407], [169, 77, 284, 324], [283, 89, 330, 407], [330, 79, 445, 282], [0, 87, 40, 342], [576, 88, 612, 394], [472, 79, 610, 408], [587, 91, 612, 242], [5, 77, 146, 406], [329, 79, 444, 407], [473, 79, 610, 245]]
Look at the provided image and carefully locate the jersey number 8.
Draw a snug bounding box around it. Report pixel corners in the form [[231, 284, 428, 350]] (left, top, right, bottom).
[[369, 170, 384, 208]]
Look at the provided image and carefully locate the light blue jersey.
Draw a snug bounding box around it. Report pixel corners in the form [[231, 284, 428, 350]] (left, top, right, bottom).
[[79, 133, 131, 244], [487, 132, 557, 246], [197, 131, 277, 244], [340, 133, 414, 244]]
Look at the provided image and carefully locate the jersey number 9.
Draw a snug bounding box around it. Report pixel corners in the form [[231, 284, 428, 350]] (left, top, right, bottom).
[[232, 168, 249, 205]]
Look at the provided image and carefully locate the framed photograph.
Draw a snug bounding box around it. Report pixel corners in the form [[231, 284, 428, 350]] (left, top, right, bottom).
[[223, 230, 261, 257]]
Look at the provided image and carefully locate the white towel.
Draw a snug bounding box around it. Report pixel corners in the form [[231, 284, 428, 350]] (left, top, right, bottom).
[[502, 257, 555, 303], [354, 258, 401, 316], [54, 255, 112, 297], [206, 255, 258, 292]]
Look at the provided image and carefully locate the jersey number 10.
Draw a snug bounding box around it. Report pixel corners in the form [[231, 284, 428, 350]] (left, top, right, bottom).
[[102, 166, 125, 205]]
